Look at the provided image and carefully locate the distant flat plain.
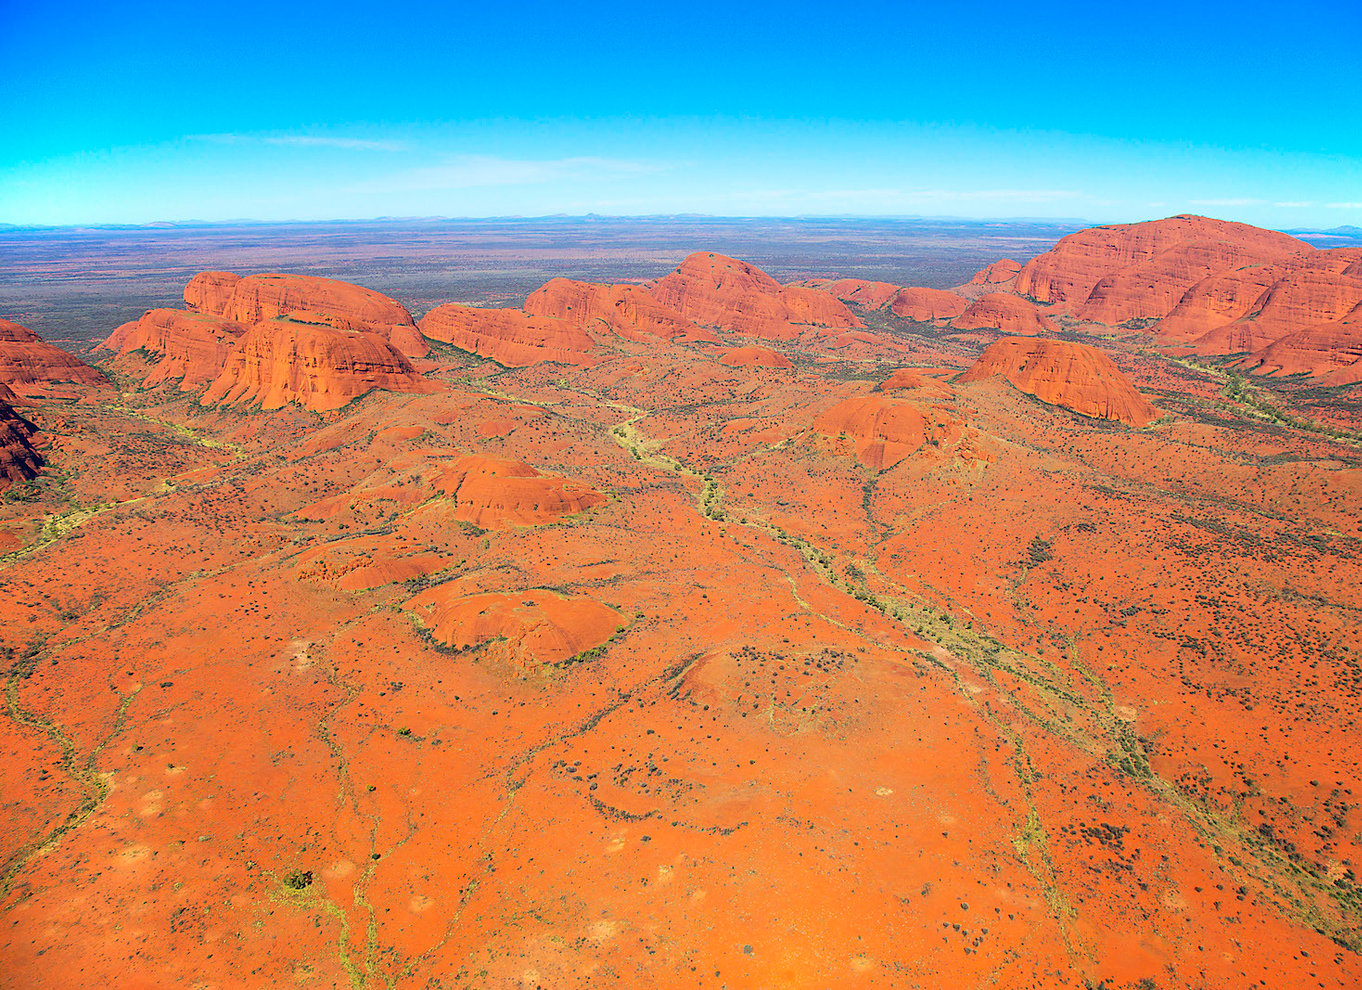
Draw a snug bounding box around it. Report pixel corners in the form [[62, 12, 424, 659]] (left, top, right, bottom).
[[0, 216, 1093, 350]]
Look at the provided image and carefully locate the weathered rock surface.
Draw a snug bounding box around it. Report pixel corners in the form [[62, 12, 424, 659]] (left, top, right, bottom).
[[184, 272, 426, 357], [201, 319, 435, 412], [958, 337, 1159, 426], [1239, 302, 1362, 383], [524, 278, 717, 343], [0, 317, 108, 394], [99, 309, 249, 389], [951, 293, 1056, 335], [431, 454, 605, 528], [889, 287, 969, 322], [0, 394, 41, 489], [419, 304, 597, 367], [813, 395, 931, 469], [1014, 216, 1310, 321], [406, 588, 621, 666], [651, 253, 861, 341], [803, 278, 903, 310]]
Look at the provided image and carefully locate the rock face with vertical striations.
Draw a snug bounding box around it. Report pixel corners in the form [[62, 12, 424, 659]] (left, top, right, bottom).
[[1014, 216, 1310, 322], [951, 293, 1056, 335], [958, 337, 1160, 426], [200, 318, 436, 413], [0, 317, 109, 395], [523, 278, 717, 343], [0, 389, 41, 490], [99, 309, 249, 389], [650, 252, 861, 341], [888, 287, 969, 322], [1237, 302, 1362, 384], [183, 272, 427, 357], [419, 304, 599, 367]]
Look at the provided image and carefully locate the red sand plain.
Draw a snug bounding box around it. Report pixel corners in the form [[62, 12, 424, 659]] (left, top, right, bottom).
[[2, 220, 1362, 988]]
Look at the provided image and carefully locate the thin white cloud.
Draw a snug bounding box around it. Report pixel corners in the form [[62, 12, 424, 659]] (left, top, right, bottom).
[[1327, 201, 1362, 209], [1274, 201, 1316, 208], [1190, 197, 1265, 207], [188, 133, 406, 151], [344, 155, 669, 193]]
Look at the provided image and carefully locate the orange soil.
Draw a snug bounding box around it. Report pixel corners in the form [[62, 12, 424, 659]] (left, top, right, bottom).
[[2, 228, 1361, 989]]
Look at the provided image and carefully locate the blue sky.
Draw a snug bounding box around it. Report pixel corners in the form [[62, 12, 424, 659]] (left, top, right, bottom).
[[2, 0, 1359, 227]]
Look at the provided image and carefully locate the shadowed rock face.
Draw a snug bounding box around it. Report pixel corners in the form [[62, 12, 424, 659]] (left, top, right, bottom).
[[419, 304, 598, 367], [523, 278, 718, 344], [200, 319, 436, 413], [1014, 215, 1311, 320], [718, 346, 792, 369], [951, 293, 1055, 335], [651, 252, 861, 341], [99, 309, 249, 389], [184, 271, 427, 357], [1239, 302, 1362, 384], [0, 389, 41, 490], [0, 317, 108, 394], [959, 336, 1160, 426]]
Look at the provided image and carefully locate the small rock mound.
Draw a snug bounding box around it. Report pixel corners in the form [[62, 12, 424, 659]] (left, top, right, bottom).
[[965, 259, 1023, 289], [877, 369, 953, 398], [99, 309, 249, 389], [806, 279, 902, 309], [406, 589, 621, 666], [0, 317, 108, 395], [524, 278, 717, 343], [958, 337, 1159, 426], [951, 294, 1056, 335], [201, 319, 436, 413], [889, 287, 969, 322], [813, 395, 931, 469], [419, 304, 597, 367], [651, 252, 861, 341], [431, 454, 605, 528], [719, 346, 793, 369]]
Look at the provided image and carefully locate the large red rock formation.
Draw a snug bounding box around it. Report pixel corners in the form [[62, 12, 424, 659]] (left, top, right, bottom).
[[1239, 302, 1362, 384], [0, 317, 108, 394], [419, 304, 597, 367], [813, 395, 931, 469], [651, 253, 861, 341], [201, 319, 435, 413], [0, 394, 41, 489], [718, 346, 793, 369], [959, 337, 1160, 426], [405, 588, 621, 666], [951, 293, 1056, 335], [184, 272, 427, 357], [1179, 252, 1362, 358], [523, 278, 717, 343], [99, 309, 249, 389], [889, 287, 969, 322], [431, 454, 605, 528], [1014, 216, 1310, 322]]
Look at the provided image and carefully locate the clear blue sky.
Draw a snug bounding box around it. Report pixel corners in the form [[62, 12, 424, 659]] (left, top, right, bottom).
[[2, 0, 1359, 227]]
